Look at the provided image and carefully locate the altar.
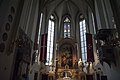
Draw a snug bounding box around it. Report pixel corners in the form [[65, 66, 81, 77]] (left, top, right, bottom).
[[55, 38, 80, 79], [56, 38, 78, 67], [57, 77, 73, 80], [46, 38, 94, 80]]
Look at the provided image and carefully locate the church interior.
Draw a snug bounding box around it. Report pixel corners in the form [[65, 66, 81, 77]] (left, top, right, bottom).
[[0, 0, 120, 80]]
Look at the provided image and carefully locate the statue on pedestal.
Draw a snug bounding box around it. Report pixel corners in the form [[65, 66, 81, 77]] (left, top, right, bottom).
[[74, 60, 78, 69], [78, 58, 84, 72]]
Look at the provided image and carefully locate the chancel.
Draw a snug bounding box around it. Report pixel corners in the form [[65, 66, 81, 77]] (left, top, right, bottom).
[[0, 0, 120, 80]]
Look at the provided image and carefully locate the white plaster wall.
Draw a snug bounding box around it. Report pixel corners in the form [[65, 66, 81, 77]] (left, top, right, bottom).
[[18, 0, 33, 32], [0, 0, 22, 80], [96, 62, 120, 80], [103, 0, 114, 29], [95, 0, 102, 30], [30, 0, 39, 41], [26, 0, 38, 38]]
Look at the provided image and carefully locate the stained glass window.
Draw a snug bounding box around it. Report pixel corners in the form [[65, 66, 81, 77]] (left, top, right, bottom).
[[64, 17, 71, 38]]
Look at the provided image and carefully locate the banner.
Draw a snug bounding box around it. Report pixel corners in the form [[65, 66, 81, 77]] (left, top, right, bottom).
[[40, 47, 43, 61], [86, 33, 94, 62], [40, 33, 47, 61]]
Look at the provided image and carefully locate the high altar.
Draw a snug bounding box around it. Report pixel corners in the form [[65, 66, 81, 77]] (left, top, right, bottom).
[[48, 38, 93, 80], [55, 38, 86, 79], [56, 38, 77, 69]]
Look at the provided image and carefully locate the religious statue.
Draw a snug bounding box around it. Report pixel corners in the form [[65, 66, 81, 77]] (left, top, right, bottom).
[[78, 59, 86, 80], [74, 60, 78, 69], [78, 58, 84, 72]]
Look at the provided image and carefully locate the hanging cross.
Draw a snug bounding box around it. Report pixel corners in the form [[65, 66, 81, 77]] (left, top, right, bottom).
[[88, 44, 92, 49]]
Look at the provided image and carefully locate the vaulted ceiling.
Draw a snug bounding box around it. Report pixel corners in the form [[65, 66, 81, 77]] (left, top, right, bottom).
[[40, 0, 94, 20]]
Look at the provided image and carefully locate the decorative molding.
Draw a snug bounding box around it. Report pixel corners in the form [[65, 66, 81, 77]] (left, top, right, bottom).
[[15, 28, 33, 63]]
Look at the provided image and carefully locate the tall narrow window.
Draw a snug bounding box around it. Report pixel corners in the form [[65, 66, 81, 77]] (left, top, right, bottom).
[[64, 17, 71, 38], [34, 13, 43, 63], [46, 15, 55, 65], [80, 19, 87, 62], [37, 13, 43, 44]]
